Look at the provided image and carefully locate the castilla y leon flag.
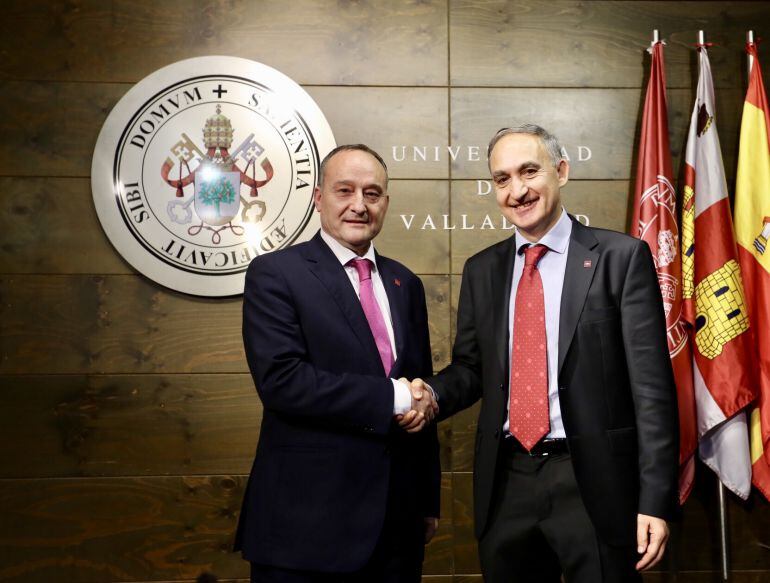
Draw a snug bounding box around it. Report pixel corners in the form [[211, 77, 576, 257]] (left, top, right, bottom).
[[681, 46, 754, 499], [632, 40, 696, 503], [735, 40, 770, 501]]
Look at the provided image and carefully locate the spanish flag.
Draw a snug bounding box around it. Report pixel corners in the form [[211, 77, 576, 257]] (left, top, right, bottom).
[[734, 41, 770, 501]]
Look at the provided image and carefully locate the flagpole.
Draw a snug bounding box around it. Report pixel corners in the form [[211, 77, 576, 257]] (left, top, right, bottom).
[[718, 481, 729, 581], [653, 29, 659, 43], [748, 30, 755, 75], [700, 29, 729, 580], [705, 31, 731, 583]]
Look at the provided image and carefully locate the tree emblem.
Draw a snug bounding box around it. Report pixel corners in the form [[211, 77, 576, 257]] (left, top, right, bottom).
[[161, 105, 273, 244], [198, 175, 236, 219]]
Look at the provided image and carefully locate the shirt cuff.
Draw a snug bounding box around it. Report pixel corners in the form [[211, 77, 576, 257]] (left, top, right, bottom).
[[392, 379, 412, 415]]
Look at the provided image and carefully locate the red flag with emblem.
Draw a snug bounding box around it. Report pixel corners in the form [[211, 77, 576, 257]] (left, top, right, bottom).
[[631, 40, 697, 503]]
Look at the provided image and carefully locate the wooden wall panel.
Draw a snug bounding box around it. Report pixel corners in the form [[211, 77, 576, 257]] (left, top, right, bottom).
[[0, 476, 458, 582], [563, 180, 633, 233], [0, 84, 449, 179], [450, 0, 770, 89], [450, 274, 461, 343], [2, 1, 769, 581], [0, 0, 448, 86], [726, 494, 770, 570], [0, 274, 450, 374], [1, 82, 742, 183], [0, 81, 126, 178], [308, 87, 449, 179], [451, 473, 479, 575], [0, 178, 128, 274], [0, 275, 246, 374], [668, 473, 770, 571], [423, 475, 455, 576], [448, 180, 513, 273], [0, 476, 247, 582], [451, 88, 640, 179], [423, 275, 452, 373], [451, 403, 481, 474], [0, 374, 260, 478], [0, 178, 447, 275], [450, 88, 743, 180], [378, 180, 451, 275]]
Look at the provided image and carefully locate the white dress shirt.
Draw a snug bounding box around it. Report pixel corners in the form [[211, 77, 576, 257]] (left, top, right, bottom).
[[504, 209, 572, 439], [319, 230, 412, 414]]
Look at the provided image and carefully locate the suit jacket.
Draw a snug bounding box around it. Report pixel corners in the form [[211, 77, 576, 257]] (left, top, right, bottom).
[[429, 217, 679, 545], [234, 231, 440, 572]]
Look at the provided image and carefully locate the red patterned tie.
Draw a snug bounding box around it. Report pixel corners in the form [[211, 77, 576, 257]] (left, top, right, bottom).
[[509, 244, 550, 451]]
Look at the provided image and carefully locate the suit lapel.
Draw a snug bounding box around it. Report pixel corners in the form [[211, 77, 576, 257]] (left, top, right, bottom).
[[302, 233, 384, 373], [558, 219, 599, 374], [493, 236, 518, 375]]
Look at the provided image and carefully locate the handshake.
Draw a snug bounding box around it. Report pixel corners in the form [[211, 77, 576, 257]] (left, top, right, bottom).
[[395, 378, 438, 433]]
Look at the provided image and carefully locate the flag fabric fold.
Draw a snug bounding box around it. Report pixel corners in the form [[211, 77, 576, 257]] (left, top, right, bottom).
[[681, 46, 754, 500], [632, 40, 697, 504], [734, 41, 770, 501]]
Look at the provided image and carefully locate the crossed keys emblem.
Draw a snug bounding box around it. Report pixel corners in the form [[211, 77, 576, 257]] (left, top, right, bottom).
[[160, 106, 274, 244]]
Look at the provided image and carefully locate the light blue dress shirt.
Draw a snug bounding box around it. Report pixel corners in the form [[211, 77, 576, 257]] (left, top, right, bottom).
[[504, 209, 572, 439]]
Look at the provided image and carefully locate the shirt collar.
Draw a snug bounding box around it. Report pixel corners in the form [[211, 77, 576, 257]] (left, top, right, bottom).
[[320, 228, 379, 270], [515, 208, 572, 256]]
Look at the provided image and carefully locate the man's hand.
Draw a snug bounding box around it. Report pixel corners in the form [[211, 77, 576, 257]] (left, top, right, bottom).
[[396, 378, 438, 433], [424, 517, 439, 544], [635, 513, 669, 571]]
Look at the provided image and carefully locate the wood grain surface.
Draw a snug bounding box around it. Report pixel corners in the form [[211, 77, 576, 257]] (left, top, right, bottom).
[[0, 274, 450, 374], [3, 1, 769, 581], [0, 178, 129, 274], [0, 374, 260, 478], [308, 87, 450, 179], [450, 87, 743, 180], [0, 178, 451, 275], [450, 1, 770, 89], [0, 475, 248, 582], [0, 0, 448, 86], [0, 83, 449, 179]]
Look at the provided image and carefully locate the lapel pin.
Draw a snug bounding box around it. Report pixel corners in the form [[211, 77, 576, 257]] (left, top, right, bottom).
[[394, 278, 401, 287], [583, 259, 592, 268]]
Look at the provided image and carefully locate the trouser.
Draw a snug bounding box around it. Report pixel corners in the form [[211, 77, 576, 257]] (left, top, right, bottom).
[[479, 449, 641, 583], [250, 509, 424, 583]]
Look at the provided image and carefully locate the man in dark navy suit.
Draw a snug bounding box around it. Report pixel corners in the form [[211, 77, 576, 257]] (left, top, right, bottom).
[[234, 144, 440, 583]]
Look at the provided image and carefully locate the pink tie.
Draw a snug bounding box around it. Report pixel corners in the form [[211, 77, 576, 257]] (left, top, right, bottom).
[[509, 244, 550, 451], [350, 259, 394, 375]]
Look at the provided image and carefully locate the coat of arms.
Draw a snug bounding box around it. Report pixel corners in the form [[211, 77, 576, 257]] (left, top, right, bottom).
[[92, 57, 334, 296], [161, 105, 274, 244]]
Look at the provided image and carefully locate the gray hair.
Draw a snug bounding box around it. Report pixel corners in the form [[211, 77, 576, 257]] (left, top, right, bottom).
[[487, 124, 564, 168], [318, 144, 389, 187]]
